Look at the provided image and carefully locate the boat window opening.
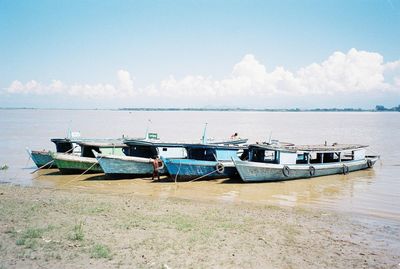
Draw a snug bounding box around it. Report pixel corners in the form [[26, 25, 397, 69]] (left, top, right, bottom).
[[82, 146, 101, 158], [307, 152, 343, 164], [53, 141, 74, 153], [123, 147, 130, 156], [323, 152, 340, 163], [188, 148, 217, 161], [129, 145, 158, 158], [264, 151, 275, 162], [251, 149, 278, 163], [250, 149, 264, 162], [341, 151, 354, 161], [239, 149, 249, 160], [162, 148, 167, 151], [309, 152, 322, 164], [296, 153, 309, 164]]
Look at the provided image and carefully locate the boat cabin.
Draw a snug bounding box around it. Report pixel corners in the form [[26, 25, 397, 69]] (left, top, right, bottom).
[[51, 138, 75, 153], [78, 141, 127, 158], [248, 143, 368, 165], [123, 140, 186, 159], [184, 144, 246, 161]]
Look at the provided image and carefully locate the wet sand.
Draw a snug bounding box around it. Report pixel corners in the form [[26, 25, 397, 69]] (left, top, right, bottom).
[[1, 182, 399, 268]]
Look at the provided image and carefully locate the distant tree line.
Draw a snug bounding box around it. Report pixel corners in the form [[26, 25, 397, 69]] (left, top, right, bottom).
[[375, 105, 400, 112], [120, 106, 400, 112]]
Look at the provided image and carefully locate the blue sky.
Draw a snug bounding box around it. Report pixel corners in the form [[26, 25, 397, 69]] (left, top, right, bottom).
[[1, 0, 399, 108]]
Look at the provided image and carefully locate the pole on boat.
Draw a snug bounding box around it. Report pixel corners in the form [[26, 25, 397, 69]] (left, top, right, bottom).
[[145, 119, 152, 140], [67, 120, 72, 139], [201, 123, 208, 144]]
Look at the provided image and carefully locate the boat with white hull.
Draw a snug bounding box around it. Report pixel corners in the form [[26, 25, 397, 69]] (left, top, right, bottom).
[[233, 142, 379, 182], [97, 140, 186, 178]]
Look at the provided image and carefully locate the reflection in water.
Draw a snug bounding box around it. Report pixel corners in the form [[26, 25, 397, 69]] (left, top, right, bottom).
[[0, 110, 400, 222]]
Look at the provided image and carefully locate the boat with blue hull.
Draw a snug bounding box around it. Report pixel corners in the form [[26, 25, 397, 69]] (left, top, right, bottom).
[[233, 141, 379, 182], [161, 144, 247, 181], [28, 138, 77, 168], [97, 140, 186, 178]]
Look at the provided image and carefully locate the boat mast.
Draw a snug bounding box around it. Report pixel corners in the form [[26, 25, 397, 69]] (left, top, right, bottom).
[[145, 119, 152, 140], [201, 123, 208, 144]]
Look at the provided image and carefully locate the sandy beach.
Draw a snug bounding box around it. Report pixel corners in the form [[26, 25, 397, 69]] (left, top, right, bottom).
[[0, 183, 399, 269]]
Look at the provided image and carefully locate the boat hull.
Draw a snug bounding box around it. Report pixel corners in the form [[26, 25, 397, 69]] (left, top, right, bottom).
[[162, 158, 238, 181], [54, 154, 102, 174], [233, 157, 379, 182], [97, 155, 163, 178], [30, 151, 57, 168]]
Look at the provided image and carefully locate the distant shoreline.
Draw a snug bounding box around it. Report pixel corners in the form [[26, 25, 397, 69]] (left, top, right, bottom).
[[0, 107, 399, 112]]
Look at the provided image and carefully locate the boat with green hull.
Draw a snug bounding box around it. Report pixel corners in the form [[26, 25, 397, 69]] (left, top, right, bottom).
[[54, 154, 103, 174], [54, 141, 127, 174]]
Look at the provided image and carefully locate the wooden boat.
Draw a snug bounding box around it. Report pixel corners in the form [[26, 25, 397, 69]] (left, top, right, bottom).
[[201, 124, 248, 145], [54, 141, 126, 174], [233, 141, 379, 182], [97, 139, 186, 178], [98, 125, 247, 179], [28, 138, 77, 169], [161, 144, 248, 181], [208, 138, 248, 145]]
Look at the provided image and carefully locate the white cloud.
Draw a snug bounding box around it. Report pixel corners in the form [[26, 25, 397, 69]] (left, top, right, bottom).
[[152, 48, 395, 98], [6, 79, 65, 95], [4, 69, 137, 98], [3, 49, 400, 102]]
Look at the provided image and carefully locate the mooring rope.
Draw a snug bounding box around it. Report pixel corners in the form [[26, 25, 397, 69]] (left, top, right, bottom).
[[71, 155, 103, 182], [173, 160, 182, 184], [30, 159, 55, 174]]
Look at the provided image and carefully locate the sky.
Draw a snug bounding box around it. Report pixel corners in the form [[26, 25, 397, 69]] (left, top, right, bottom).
[[0, 0, 400, 109]]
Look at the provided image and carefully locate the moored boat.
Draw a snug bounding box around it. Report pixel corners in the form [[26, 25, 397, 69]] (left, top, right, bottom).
[[97, 140, 186, 178], [161, 144, 248, 181], [233, 141, 379, 182], [54, 141, 126, 174], [29, 138, 77, 169]]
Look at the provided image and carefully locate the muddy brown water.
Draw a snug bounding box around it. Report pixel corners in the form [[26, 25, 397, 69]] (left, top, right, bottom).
[[1, 109, 399, 221]]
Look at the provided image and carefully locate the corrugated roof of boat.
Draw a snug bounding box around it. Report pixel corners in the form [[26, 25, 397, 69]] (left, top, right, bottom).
[[251, 143, 368, 152], [124, 139, 247, 149], [78, 141, 127, 148]]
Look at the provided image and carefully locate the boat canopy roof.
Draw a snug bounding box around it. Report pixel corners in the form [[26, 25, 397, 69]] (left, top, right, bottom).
[[182, 143, 245, 150], [51, 138, 72, 143], [123, 139, 246, 150], [77, 141, 127, 148], [123, 139, 185, 148], [208, 138, 249, 145], [249, 143, 368, 153]]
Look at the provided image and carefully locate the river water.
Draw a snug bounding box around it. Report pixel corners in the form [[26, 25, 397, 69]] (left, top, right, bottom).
[[1, 109, 399, 221]]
